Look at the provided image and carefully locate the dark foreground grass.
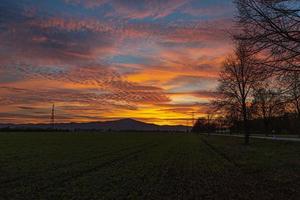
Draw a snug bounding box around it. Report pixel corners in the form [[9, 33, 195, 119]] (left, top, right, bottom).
[[0, 132, 299, 200]]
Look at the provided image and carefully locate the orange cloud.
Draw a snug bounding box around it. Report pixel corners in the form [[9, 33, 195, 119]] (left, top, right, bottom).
[[0, 0, 234, 125]]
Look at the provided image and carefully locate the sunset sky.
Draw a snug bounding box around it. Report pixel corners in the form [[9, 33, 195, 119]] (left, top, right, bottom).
[[0, 0, 234, 125]]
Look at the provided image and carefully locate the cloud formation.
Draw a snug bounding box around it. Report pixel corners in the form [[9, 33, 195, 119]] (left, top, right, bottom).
[[0, 0, 233, 125], [65, 0, 190, 19]]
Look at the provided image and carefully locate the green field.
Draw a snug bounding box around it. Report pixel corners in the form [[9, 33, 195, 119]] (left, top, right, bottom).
[[0, 133, 299, 200]]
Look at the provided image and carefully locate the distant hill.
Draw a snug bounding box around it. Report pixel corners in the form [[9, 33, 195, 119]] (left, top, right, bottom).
[[0, 118, 190, 132]]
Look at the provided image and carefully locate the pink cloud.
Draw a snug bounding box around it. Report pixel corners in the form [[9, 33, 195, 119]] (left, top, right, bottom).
[[1, 64, 170, 106], [66, 0, 190, 19]]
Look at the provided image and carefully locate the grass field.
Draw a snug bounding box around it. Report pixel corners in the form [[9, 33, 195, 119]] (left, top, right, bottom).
[[0, 132, 299, 200]]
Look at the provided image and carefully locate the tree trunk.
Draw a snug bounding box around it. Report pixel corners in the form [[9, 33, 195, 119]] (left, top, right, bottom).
[[298, 115, 300, 138], [295, 97, 300, 137], [244, 118, 250, 145], [242, 101, 250, 145], [264, 119, 270, 137]]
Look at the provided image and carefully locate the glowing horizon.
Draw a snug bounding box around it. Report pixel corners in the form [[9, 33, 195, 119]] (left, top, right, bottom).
[[0, 0, 234, 125]]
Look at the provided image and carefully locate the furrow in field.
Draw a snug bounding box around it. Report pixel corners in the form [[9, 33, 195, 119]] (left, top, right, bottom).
[[33, 143, 158, 194], [35, 141, 165, 199], [142, 140, 182, 199], [141, 136, 192, 200], [1, 142, 159, 198], [97, 139, 176, 199], [0, 142, 153, 188], [199, 136, 271, 199]]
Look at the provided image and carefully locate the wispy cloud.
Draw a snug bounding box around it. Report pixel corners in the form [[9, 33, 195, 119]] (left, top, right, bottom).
[[0, 0, 233, 124], [65, 0, 190, 19]]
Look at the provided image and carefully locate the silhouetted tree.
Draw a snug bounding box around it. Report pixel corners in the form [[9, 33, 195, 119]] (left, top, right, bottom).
[[280, 71, 300, 135], [209, 0, 300, 137], [235, 0, 300, 71], [215, 42, 263, 144], [192, 105, 218, 134], [283, 72, 300, 117], [251, 81, 285, 136], [192, 117, 217, 134]]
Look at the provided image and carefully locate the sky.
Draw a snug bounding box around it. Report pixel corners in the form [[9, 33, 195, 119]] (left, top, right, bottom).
[[0, 0, 234, 125]]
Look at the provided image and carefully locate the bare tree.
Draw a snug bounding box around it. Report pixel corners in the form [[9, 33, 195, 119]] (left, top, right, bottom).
[[215, 42, 263, 144], [235, 0, 300, 71], [286, 72, 300, 118], [251, 82, 285, 136], [280, 71, 300, 135], [192, 105, 218, 135]]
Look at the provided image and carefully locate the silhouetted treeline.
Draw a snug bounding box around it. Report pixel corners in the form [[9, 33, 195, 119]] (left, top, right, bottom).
[[206, 0, 300, 144], [192, 113, 300, 136], [192, 118, 217, 134], [230, 113, 300, 135]]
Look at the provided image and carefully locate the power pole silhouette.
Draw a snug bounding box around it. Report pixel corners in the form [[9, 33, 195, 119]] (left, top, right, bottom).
[[192, 112, 195, 127], [51, 104, 55, 129], [185, 112, 196, 133], [186, 119, 189, 133]]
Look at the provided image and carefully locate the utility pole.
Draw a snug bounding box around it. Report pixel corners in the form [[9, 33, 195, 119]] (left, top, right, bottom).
[[185, 112, 196, 133], [186, 119, 189, 133], [192, 112, 195, 127], [51, 104, 55, 129]]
